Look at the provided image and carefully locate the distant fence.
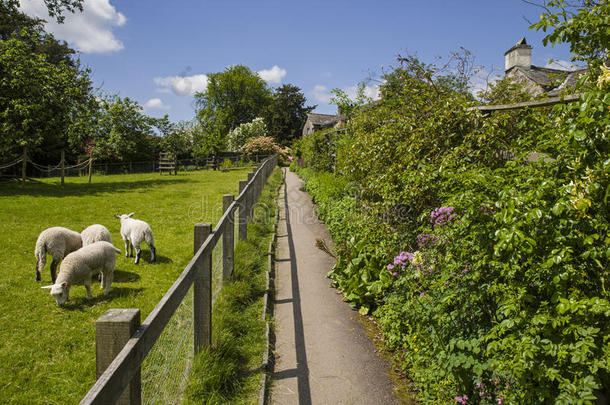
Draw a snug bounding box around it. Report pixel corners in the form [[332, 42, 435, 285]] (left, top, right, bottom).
[[80, 154, 278, 405], [0, 149, 271, 184]]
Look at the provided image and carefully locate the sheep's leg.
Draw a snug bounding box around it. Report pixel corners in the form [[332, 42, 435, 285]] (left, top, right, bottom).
[[103, 271, 113, 296], [36, 260, 41, 282], [50, 259, 59, 283], [84, 279, 92, 299], [149, 243, 156, 263], [124, 239, 130, 258], [134, 242, 142, 264], [99, 271, 104, 289]]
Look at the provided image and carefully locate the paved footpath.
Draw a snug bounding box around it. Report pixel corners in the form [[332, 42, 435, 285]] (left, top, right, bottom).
[[270, 168, 399, 405]]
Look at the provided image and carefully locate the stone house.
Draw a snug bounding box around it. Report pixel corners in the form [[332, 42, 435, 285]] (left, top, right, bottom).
[[504, 37, 586, 96], [301, 113, 343, 137]]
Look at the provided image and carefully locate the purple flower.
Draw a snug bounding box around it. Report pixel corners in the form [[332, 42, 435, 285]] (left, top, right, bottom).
[[419, 291, 426, 297], [431, 206, 455, 227], [387, 264, 395, 271], [393, 251, 414, 266], [417, 233, 439, 248], [455, 396, 469, 404], [392, 271, 398, 277]]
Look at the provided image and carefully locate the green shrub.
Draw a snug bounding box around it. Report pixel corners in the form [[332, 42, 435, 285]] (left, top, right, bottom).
[[294, 49, 609, 402]]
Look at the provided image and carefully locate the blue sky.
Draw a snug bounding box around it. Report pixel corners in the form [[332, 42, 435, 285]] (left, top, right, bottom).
[[21, 0, 578, 123]]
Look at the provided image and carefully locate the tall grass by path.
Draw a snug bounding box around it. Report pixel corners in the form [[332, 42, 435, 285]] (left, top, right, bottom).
[[184, 167, 283, 405], [0, 169, 250, 404]]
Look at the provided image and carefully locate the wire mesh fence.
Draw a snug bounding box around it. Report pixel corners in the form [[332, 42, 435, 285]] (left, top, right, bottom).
[[141, 287, 194, 405], [139, 222, 227, 404]]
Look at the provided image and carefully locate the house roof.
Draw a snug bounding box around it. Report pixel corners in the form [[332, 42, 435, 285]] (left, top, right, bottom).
[[508, 65, 587, 95], [504, 37, 532, 56], [306, 113, 342, 126]]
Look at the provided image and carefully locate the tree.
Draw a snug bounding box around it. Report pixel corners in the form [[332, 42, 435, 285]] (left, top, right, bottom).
[[0, 3, 75, 64], [2, 0, 84, 23], [0, 30, 92, 160], [262, 84, 315, 146], [93, 96, 157, 162], [193, 65, 272, 153], [155, 117, 193, 157], [528, 0, 609, 70]]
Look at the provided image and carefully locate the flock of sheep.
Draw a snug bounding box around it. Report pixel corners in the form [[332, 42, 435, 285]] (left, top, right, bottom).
[[36, 213, 156, 307]]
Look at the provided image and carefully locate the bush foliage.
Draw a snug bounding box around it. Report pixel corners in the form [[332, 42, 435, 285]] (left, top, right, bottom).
[[293, 29, 609, 403]]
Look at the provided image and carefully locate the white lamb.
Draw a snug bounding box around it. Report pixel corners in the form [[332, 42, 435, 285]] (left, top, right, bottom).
[[114, 212, 156, 264], [35, 227, 82, 283], [81, 224, 112, 246], [41, 241, 120, 306]]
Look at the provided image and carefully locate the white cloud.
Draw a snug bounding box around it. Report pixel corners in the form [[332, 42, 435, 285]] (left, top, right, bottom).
[[20, 0, 126, 53], [144, 98, 170, 110], [153, 74, 209, 96], [257, 65, 287, 85], [311, 85, 331, 104], [344, 84, 381, 101]]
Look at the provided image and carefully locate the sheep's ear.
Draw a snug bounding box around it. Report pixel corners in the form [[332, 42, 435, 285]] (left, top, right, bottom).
[[41, 285, 53, 289], [127, 212, 134, 217], [61, 282, 67, 288], [114, 214, 121, 219]]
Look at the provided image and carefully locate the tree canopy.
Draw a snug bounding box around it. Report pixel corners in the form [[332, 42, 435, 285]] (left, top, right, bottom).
[[262, 84, 315, 145]]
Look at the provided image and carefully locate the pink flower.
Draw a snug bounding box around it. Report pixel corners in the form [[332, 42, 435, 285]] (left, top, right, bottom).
[[476, 382, 482, 388], [497, 398, 504, 404]]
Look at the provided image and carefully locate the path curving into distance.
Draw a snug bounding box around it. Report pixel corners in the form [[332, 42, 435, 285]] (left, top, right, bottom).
[[270, 168, 399, 405]]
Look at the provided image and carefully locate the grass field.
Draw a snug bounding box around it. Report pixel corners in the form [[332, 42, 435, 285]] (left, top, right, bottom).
[[0, 168, 251, 404]]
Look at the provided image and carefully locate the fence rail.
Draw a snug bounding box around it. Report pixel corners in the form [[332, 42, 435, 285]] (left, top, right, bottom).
[[0, 151, 272, 183], [80, 155, 278, 405]]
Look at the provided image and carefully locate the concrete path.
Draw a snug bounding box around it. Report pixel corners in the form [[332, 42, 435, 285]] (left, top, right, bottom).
[[270, 168, 399, 405]]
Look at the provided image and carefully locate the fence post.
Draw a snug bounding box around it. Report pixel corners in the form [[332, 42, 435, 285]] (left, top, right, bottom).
[[247, 172, 255, 216], [60, 149, 65, 186], [222, 194, 234, 280], [21, 146, 27, 187], [88, 151, 93, 184], [193, 223, 212, 353], [238, 180, 248, 240], [96, 309, 141, 405]]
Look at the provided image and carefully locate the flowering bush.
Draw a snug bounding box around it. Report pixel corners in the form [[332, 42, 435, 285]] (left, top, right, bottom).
[[227, 117, 267, 151], [238, 136, 280, 157]]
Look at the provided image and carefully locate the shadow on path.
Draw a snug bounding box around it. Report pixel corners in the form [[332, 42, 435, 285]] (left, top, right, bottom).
[[271, 174, 312, 405]]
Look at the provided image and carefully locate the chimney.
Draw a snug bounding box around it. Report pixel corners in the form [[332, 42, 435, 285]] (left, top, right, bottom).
[[504, 37, 532, 72]]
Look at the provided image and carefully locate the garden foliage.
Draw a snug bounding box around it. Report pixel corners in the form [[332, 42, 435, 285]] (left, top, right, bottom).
[[294, 39, 609, 404]]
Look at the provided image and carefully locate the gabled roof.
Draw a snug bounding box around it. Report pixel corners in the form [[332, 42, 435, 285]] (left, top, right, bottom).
[[306, 113, 342, 126], [509, 65, 587, 95], [504, 37, 532, 56]]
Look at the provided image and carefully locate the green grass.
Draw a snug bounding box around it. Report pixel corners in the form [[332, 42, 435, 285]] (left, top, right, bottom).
[[0, 169, 252, 404], [184, 167, 283, 405]]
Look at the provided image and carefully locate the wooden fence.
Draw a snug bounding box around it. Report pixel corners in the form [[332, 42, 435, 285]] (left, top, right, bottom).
[[80, 155, 278, 405]]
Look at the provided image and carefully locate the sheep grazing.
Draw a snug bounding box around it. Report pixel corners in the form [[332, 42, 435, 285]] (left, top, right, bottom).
[[35, 227, 83, 283], [81, 224, 112, 246], [114, 212, 156, 264], [41, 241, 121, 306]]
